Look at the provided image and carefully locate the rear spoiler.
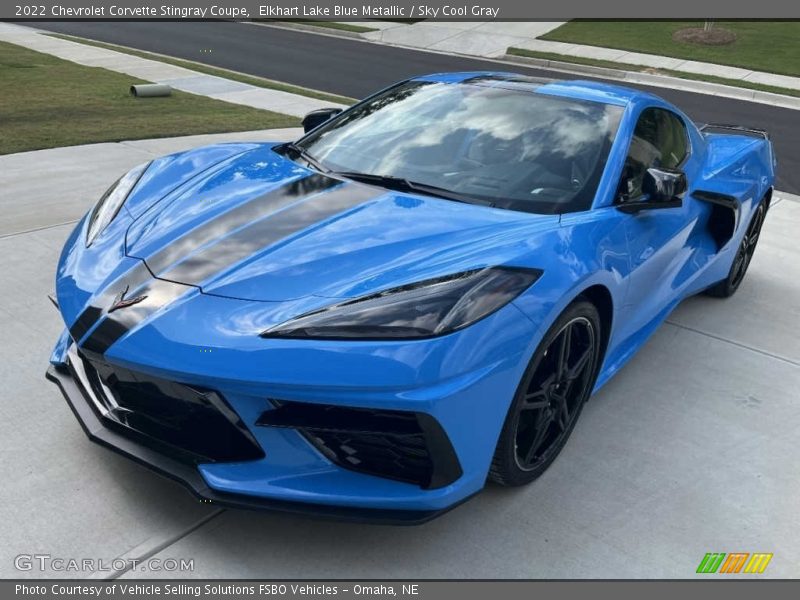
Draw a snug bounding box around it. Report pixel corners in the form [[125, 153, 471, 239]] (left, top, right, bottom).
[[697, 123, 770, 140]]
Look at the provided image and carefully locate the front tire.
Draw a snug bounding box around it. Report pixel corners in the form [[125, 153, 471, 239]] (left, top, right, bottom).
[[489, 300, 601, 487], [705, 200, 767, 298]]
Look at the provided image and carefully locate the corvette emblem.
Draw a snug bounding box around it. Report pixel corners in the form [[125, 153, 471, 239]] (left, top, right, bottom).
[[108, 285, 147, 313]]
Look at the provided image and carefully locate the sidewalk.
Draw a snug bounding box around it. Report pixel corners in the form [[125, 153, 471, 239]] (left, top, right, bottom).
[[0, 128, 301, 237], [330, 20, 800, 95], [511, 38, 800, 92], [0, 22, 348, 118], [360, 21, 565, 58]]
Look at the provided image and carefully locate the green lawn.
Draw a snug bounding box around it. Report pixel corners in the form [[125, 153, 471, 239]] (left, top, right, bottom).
[[48, 33, 355, 105], [0, 41, 300, 155], [541, 21, 800, 77]]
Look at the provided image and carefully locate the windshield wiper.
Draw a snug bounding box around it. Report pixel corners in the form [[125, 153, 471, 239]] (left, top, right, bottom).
[[333, 171, 493, 206], [278, 142, 329, 173]]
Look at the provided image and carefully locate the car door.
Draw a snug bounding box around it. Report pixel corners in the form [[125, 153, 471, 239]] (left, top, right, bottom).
[[618, 106, 707, 332]]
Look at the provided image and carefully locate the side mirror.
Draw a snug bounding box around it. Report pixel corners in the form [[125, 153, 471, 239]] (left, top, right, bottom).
[[643, 167, 687, 202], [301, 108, 343, 133], [618, 167, 687, 213]]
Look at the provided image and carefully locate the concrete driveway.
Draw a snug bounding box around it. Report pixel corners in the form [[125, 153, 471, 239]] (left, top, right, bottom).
[[2, 130, 798, 579]]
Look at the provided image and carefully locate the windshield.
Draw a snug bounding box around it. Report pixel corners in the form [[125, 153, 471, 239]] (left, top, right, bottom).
[[297, 81, 623, 214]]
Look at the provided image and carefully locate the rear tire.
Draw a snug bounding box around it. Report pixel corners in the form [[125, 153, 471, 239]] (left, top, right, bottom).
[[705, 200, 766, 298], [489, 300, 601, 487]]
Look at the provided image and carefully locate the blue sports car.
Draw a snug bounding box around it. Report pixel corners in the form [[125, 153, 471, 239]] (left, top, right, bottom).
[[47, 73, 776, 523]]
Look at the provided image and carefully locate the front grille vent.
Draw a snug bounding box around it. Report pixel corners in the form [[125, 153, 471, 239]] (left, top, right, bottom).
[[257, 401, 461, 489], [71, 349, 264, 464]]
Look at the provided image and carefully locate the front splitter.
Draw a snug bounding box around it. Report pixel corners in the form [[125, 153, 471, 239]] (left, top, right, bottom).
[[46, 365, 471, 525]]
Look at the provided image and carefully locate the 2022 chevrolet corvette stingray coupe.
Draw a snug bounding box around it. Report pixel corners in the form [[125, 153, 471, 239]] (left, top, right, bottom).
[[47, 73, 775, 523]]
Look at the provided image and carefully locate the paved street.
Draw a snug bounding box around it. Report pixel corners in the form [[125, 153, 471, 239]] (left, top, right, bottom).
[[1, 129, 798, 578]]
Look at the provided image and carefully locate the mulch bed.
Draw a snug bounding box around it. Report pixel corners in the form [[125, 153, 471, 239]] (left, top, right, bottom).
[[672, 27, 737, 46]]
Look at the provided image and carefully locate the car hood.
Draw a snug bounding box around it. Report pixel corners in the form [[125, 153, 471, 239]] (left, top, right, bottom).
[[125, 145, 559, 302]]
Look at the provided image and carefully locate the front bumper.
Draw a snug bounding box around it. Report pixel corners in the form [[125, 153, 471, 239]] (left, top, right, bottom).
[[46, 363, 471, 525], [47, 299, 538, 522]]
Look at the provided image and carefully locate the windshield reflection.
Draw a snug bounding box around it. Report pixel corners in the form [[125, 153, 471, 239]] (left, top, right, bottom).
[[298, 81, 623, 214]]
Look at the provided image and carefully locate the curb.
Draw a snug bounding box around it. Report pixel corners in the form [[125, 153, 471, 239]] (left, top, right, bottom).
[[502, 54, 800, 111], [249, 20, 365, 39], [775, 191, 800, 204]]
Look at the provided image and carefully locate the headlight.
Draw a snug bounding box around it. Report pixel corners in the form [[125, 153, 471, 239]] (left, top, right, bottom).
[[86, 161, 150, 246], [261, 267, 542, 340]]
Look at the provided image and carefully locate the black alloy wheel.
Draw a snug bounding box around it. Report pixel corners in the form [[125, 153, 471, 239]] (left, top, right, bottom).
[[706, 200, 767, 298], [490, 300, 601, 486]]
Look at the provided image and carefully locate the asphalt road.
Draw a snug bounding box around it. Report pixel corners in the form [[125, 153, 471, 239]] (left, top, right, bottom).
[[31, 20, 800, 193]]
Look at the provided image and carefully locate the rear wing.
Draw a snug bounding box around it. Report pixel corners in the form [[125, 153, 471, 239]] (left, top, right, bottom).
[[697, 123, 770, 140]]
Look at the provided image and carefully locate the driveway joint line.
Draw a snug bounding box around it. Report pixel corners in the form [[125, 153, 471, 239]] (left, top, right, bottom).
[[665, 320, 799, 367], [100, 508, 225, 580], [0, 219, 79, 240]]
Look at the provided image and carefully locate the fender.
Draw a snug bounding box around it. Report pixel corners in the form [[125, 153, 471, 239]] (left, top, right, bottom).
[[123, 142, 264, 218]]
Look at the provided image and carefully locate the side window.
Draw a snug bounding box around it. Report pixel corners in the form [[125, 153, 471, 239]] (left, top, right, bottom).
[[619, 108, 689, 201]]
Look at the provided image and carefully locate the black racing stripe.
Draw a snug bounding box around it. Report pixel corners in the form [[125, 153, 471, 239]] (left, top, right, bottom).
[[145, 173, 340, 275], [68, 261, 153, 343], [70, 174, 335, 347], [164, 181, 380, 285], [81, 279, 193, 355], [69, 306, 103, 342], [76, 174, 379, 355]]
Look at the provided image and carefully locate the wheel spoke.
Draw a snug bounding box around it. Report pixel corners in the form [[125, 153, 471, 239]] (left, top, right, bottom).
[[556, 323, 572, 380], [552, 392, 570, 431], [524, 410, 552, 465], [522, 388, 549, 410], [743, 250, 754, 271], [565, 347, 592, 382], [751, 208, 764, 231], [732, 249, 745, 280], [746, 206, 764, 250]]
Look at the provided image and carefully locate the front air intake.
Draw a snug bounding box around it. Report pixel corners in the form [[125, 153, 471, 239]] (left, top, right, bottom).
[[256, 402, 462, 489], [70, 348, 264, 464]]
